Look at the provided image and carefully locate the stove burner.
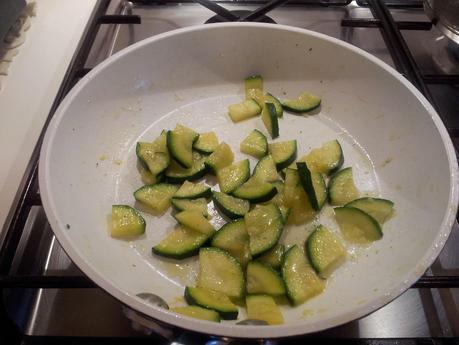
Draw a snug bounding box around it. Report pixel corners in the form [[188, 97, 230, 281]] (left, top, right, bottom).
[[432, 36, 459, 75], [205, 10, 276, 24]]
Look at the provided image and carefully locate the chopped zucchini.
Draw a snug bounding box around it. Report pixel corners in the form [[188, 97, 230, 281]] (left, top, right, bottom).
[[152, 225, 208, 259], [334, 206, 383, 243], [245, 204, 284, 257], [265, 93, 283, 118], [165, 152, 208, 184], [252, 155, 278, 183], [217, 159, 250, 194], [232, 177, 278, 204], [228, 100, 261, 122], [281, 245, 325, 306], [345, 197, 394, 224], [306, 225, 346, 278], [134, 184, 179, 213], [212, 191, 250, 219], [111, 205, 146, 238], [174, 181, 211, 199], [171, 305, 220, 322], [269, 140, 297, 171], [281, 91, 321, 113], [167, 124, 199, 168], [296, 162, 327, 211], [305, 140, 344, 175], [257, 244, 285, 270], [171, 198, 208, 217], [328, 167, 360, 205], [246, 295, 284, 325], [289, 187, 316, 225], [268, 181, 286, 207], [174, 211, 215, 236], [211, 219, 252, 267], [205, 142, 234, 173], [193, 132, 219, 154], [246, 261, 286, 296], [261, 102, 279, 139], [279, 206, 291, 223], [185, 286, 238, 320], [240, 129, 268, 159], [136, 142, 170, 178], [245, 75, 263, 100], [197, 247, 245, 299]]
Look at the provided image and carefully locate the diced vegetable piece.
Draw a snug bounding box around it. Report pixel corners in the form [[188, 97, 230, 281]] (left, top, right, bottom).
[[167, 124, 198, 168], [261, 103, 279, 139], [328, 167, 360, 205], [245, 75, 263, 100], [228, 100, 261, 122], [306, 225, 346, 278], [246, 261, 286, 296], [212, 191, 250, 219], [197, 247, 245, 299], [245, 204, 284, 257], [136, 141, 170, 178], [111, 205, 146, 238], [134, 184, 179, 213], [171, 198, 208, 217], [171, 305, 220, 322], [246, 295, 284, 325], [304, 140, 344, 175], [174, 181, 211, 199], [278, 206, 291, 223], [205, 142, 234, 173], [193, 132, 219, 154], [252, 155, 278, 183], [281, 91, 321, 113], [211, 219, 252, 267], [185, 287, 238, 320], [257, 244, 285, 270], [296, 162, 327, 211], [217, 159, 250, 194], [174, 211, 215, 235], [334, 206, 383, 243], [152, 226, 209, 259], [281, 245, 325, 305], [265, 93, 283, 118], [165, 152, 208, 184], [269, 140, 297, 171], [283, 168, 316, 225], [345, 197, 394, 224], [233, 177, 278, 204], [240, 129, 268, 159]]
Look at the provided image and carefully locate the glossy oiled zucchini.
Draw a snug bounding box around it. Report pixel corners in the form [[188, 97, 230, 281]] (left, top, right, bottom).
[[165, 152, 208, 184], [111, 205, 146, 238], [246, 261, 286, 296], [296, 162, 327, 211], [152, 226, 209, 259], [240, 129, 268, 159], [134, 183, 179, 213], [174, 210, 215, 235], [334, 206, 383, 243], [345, 197, 394, 224], [205, 142, 234, 173], [246, 294, 284, 325], [281, 91, 321, 113], [185, 286, 238, 320], [233, 177, 278, 204], [171, 305, 220, 322], [304, 140, 344, 175], [167, 124, 198, 168], [269, 140, 297, 171], [328, 167, 359, 205], [174, 181, 211, 199], [228, 100, 261, 122], [193, 132, 219, 154], [217, 159, 250, 194], [212, 191, 250, 219], [171, 198, 208, 217], [252, 155, 278, 183], [261, 102, 279, 139]]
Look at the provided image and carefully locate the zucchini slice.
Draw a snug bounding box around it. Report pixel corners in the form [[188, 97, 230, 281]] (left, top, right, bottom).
[[174, 181, 211, 199], [268, 181, 286, 207], [305, 140, 344, 175], [284, 169, 315, 225], [296, 162, 327, 211], [185, 286, 238, 320], [217, 159, 250, 194], [167, 124, 199, 168], [228, 99, 261, 123], [171, 305, 220, 322], [136, 143, 170, 177], [245, 75, 263, 100], [212, 191, 250, 219], [111, 205, 146, 238], [134, 184, 179, 213], [269, 140, 297, 171], [328, 167, 360, 206], [174, 211, 215, 236], [246, 294, 284, 325], [152, 226, 208, 259], [246, 261, 286, 296], [265, 93, 283, 118], [334, 206, 383, 243], [279, 206, 291, 224], [211, 219, 252, 267], [240, 129, 268, 159], [232, 177, 278, 204], [281, 91, 321, 113], [261, 102, 279, 139], [256, 244, 285, 270], [205, 142, 234, 173], [171, 198, 208, 217], [197, 247, 245, 299], [345, 197, 394, 224], [165, 152, 208, 184], [306, 225, 346, 278], [193, 132, 219, 154], [281, 245, 325, 306], [245, 204, 284, 257], [252, 155, 278, 183]]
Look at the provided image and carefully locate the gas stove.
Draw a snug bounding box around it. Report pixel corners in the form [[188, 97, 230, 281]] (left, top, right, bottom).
[[1, 0, 459, 344]]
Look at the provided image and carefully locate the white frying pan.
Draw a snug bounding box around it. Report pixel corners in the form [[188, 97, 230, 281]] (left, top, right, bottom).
[[38, 23, 458, 338]]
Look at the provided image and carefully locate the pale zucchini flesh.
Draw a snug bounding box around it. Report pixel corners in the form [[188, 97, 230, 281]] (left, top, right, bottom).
[[174, 211, 215, 235], [193, 132, 219, 154], [296, 162, 327, 211], [111, 205, 146, 238], [305, 140, 344, 175], [246, 294, 284, 325], [165, 152, 208, 184], [232, 177, 278, 204], [265, 93, 283, 118], [245, 75, 263, 99], [256, 244, 285, 270], [252, 155, 278, 183], [212, 191, 250, 219], [185, 286, 238, 320], [334, 206, 383, 243], [328, 167, 360, 205], [174, 181, 211, 199], [167, 125, 198, 168], [152, 226, 209, 259], [246, 261, 286, 296], [261, 102, 279, 139], [171, 305, 220, 322], [240, 129, 268, 159], [205, 142, 234, 173], [136, 142, 170, 177], [134, 184, 179, 213], [217, 159, 250, 194], [228, 99, 261, 122], [171, 198, 208, 217], [281, 91, 321, 113], [269, 140, 297, 171], [345, 197, 394, 224]]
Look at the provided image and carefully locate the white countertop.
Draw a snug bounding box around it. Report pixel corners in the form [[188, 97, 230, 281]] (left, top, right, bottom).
[[0, 0, 97, 235]]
